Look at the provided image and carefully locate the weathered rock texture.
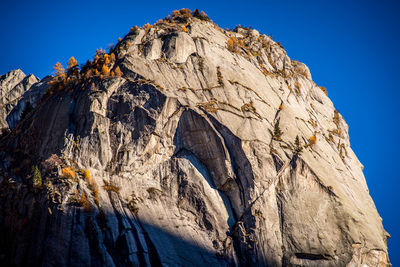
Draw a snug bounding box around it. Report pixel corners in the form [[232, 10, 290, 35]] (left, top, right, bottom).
[[0, 11, 390, 267], [0, 69, 43, 135]]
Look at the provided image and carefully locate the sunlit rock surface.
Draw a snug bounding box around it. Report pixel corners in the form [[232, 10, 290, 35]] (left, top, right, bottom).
[[0, 10, 390, 267]]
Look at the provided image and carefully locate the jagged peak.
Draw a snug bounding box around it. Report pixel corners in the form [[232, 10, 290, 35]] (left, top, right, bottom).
[[3, 68, 25, 76], [0, 69, 27, 96], [0, 69, 26, 83], [1, 70, 38, 88]]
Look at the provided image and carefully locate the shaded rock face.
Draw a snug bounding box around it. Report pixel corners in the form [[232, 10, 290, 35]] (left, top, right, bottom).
[[0, 14, 390, 267]]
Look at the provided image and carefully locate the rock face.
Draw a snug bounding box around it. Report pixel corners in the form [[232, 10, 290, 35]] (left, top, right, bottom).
[[0, 69, 41, 134], [0, 11, 390, 267]]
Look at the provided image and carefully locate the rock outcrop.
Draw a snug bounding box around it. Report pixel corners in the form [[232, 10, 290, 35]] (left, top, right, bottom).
[[0, 9, 390, 266], [0, 69, 41, 135], [0, 69, 52, 135]]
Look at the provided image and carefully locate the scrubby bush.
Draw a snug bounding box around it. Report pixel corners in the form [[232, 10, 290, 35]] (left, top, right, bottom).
[[114, 66, 123, 77], [81, 169, 99, 205], [81, 169, 89, 180], [309, 135, 317, 145], [144, 23, 152, 30], [171, 8, 192, 23], [61, 167, 76, 179], [172, 10, 181, 17], [227, 36, 240, 53], [168, 9, 210, 23], [241, 102, 256, 113], [147, 187, 162, 200], [79, 192, 92, 211]]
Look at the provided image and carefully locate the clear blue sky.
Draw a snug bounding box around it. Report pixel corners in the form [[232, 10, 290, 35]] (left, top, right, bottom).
[[1, 0, 399, 263]]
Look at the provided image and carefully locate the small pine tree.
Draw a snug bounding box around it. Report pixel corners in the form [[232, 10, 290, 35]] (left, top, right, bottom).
[[32, 165, 42, 189], [67, 57, 79, 77], [192, 9, 201, 18], [273, 121, 283, 141], [67, 57, 78, 69], [294, 135, 303, 155], [199, 11, 210, 21], [49, 62, 66, 90], [227, 37, 239, 53], [101, 65, 110, 76], [94, 54, 100, 64], [110, 53, 116, 62], [143, 23, 151, 30], [103, 54, 111, 65], [192, 9, 210, 21], [52, 62, 66, 80]]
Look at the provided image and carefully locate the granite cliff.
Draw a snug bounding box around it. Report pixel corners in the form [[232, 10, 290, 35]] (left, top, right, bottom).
[[0, 9, 390, 266]]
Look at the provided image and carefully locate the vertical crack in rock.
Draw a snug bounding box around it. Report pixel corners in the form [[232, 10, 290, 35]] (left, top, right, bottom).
[[174, 109, 242, 218]]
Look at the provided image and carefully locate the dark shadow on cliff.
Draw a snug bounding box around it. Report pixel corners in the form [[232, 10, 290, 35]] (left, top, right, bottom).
[[173, 148, 236, 229], [0, 204, 242, 267]]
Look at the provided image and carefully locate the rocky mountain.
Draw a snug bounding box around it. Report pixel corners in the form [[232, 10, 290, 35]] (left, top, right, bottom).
[[0, 9, 390, 267]]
